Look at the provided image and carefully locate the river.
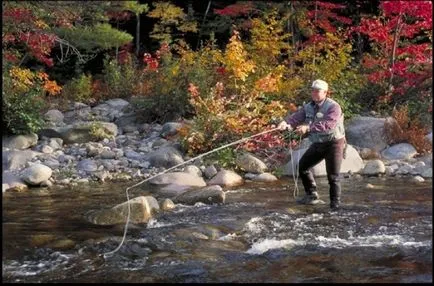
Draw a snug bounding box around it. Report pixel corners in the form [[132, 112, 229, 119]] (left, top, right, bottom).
[[2, 176, 432, 283]]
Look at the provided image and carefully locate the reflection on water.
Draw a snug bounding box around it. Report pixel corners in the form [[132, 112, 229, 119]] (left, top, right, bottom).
[[2, 176, 432, 283]]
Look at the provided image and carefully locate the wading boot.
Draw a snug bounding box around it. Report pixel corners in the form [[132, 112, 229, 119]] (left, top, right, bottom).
[[330, 188, 341, 210], [296, 191, 322, 205]]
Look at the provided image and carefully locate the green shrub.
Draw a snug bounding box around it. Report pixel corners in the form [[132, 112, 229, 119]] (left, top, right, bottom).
[[2, 67, 45, 135], [102, 55, 138, 99], [61, 73, 93, 103]]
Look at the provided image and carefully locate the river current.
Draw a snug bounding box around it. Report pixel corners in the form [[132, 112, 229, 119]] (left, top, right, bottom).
[[2, 176, 432, 283]]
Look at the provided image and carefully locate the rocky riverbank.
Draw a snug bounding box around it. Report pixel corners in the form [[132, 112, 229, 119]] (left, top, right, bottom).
[[2, 98, 432, 224]]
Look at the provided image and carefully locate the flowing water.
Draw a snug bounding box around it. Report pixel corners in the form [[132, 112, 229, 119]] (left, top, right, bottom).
[[2, 176, 432, 283]]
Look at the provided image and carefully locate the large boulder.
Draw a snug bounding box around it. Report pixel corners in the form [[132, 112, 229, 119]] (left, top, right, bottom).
[[21, 164, 53, 186], [362, 160, 386, 176], [381, 143, 418, 160], [2, 171, 28, 192], [148, 172, 206, 187], [44, 109, 64, 123], [284, 144, 364, 176], [207, 170, 244, 187], [235, 152, 267, 174], [345, 116, 396, 152], [160, 122, 183, 138], [62, 122, 118, 144], [86, 196, 160, 225], [104, 98, 130, 110], [2, 133, 38, 150], [3, 149, 41, 170], [76, 159, 98, 172], [146, 146, 184, 168], [173, 185, 225, 205]]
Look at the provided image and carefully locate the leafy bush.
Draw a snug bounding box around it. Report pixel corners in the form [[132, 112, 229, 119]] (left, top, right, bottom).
[[61, 73, 93, 103], [384, 105, 431, 154], [102, 54, 138, 99], [2, 66, 46, 135]]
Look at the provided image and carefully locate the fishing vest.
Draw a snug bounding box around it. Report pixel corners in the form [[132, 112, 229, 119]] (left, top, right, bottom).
[[303, 98, 345, 143]]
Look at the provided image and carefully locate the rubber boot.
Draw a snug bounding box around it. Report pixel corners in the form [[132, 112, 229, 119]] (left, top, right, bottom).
[[330, 188, 341, 210]]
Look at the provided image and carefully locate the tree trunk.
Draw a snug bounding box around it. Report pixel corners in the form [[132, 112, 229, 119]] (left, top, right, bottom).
[[136, 13, 140, 57], [388, 13, 403, 92], [196, 0, 212, 50]]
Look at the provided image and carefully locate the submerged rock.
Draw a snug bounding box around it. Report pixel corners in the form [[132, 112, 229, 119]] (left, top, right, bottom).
[[173, 185, 225, 205], [86, 196, 160, 225]]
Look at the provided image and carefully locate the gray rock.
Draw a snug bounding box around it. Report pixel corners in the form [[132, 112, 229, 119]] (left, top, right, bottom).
[[207, 170, 243, 187], [147, 146, 184, 168], [3, 171, 28, 191], [21, 164, 53, 185], [44, 109, 64, 123], [203, 165, 218, 179], [183, 165, 202, 177], [104, 98, 130, 110], [62, 122, 118, 144], [345, 116, 394, 152], [252, 173, 278, 182], [362, 160, 386, 176], [381, 143, 417, 160], [86, 196, 159, 225], [284, 144, 364, 176], [235, 152, 267, 174], [160, 122, 183, 137], [124, 150, 144, 160], [76, 159, 98, 172], [2, 133, 38, 150], [148, 172, 206, 187], [173, 185, 225, 205], [100, 149, 116, 159], [41, 145, 54, 154], [43, 159, 60, 169], [421, 168, 432, 178], [411, 176, 425, 183], [48, 138, 63, 150], [151, 138, 168, 148], [160, 198, 176, 211], [396, 164, 414, 175], [3, 149, 41, 170]]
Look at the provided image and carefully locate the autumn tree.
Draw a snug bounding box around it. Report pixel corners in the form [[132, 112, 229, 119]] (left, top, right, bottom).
[[353, 1, 432, 109], [147, 2, 198, 45]]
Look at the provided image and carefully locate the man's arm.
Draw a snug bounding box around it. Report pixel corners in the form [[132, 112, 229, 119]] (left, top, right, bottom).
[[309, 103, 342, 132], [284, 108, 306, 128]]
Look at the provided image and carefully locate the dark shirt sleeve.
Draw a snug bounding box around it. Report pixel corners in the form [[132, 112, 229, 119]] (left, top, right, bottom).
[[283, 108, 306, 128], [309, 103, 342, 132]]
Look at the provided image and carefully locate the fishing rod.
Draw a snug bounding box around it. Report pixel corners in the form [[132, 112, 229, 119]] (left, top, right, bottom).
[[103, 126, 296, 257]]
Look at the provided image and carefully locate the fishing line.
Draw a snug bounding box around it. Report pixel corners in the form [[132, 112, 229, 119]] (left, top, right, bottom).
[[288, 132, 302, 198], [103, 126, 284, 257]]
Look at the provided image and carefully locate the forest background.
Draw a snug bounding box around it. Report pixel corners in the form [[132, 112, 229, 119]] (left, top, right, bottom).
[[2, 0, 432, 159]]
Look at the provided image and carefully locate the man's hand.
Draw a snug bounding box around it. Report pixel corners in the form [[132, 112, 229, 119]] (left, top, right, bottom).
[[295, 124, 310, 135], [277, 121, 292, 131]]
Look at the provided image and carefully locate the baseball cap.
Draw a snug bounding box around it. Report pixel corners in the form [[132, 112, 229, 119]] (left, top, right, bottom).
[[312, 79, 328, 91]]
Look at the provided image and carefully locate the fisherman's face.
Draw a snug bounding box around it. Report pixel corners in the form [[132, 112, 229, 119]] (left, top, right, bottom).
[[311, 88, 327, 103]]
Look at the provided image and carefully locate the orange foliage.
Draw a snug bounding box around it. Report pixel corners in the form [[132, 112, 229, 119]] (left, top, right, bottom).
[[385, 105, 432, 154]]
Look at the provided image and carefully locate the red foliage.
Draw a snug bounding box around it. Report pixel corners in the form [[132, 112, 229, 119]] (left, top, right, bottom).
[[143, 53, 159, 71], [18, 32, 57, 67], [214, 3, 254, 17], [106, 10, 133, 21], [3, 7, 35, 23], [306, 1, 352, 34], [353, 1, 432, 98]]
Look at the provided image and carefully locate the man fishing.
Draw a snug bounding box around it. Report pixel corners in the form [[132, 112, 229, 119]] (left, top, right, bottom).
[[277, 79, 346, 210]]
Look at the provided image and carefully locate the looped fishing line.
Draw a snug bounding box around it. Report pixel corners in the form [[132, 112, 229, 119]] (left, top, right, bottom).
[[103, 127, 283, 257], [287, 131, 302, 198]]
